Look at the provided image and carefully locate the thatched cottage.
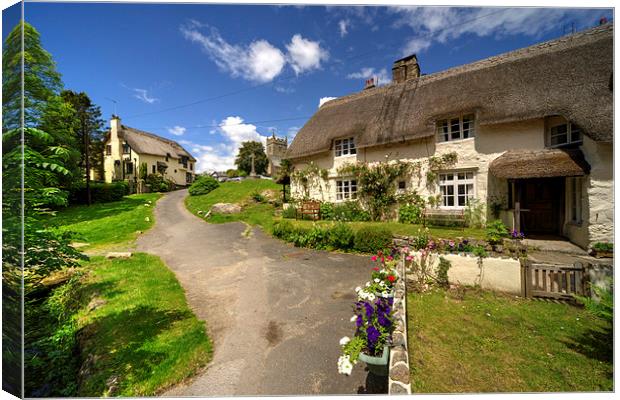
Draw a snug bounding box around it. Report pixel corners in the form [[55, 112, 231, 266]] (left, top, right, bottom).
[[286, 23, 613, 250], [103, 116, 196, 187]]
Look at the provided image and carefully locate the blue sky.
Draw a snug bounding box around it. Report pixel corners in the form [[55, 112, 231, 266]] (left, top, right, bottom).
[[3, 3, 613, 172]]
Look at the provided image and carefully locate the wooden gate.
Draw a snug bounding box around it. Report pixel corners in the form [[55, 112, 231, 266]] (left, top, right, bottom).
[[521, 261, 588, 300]]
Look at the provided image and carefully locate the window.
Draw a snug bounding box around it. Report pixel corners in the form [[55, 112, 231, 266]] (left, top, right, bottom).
[[186, 173, 193, 183], [439, 171, 475, 208], [397, 180, 406, 192], [436, 114, 475, 142], [548, 123, 582, 147], [336, 179, 357, 201], [166, 153, 170, 162], [122, 143, 131, 154], [190, 163, 193, 171], [126, 162, 133, 175], [105, 145, 112, 155], [568, 177, 582, 223], [152, 165, 156, 174], [334, 137, 356, 157]]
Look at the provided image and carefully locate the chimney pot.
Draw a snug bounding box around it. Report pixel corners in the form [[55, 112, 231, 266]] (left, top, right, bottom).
[[392, 54, 420, 84]]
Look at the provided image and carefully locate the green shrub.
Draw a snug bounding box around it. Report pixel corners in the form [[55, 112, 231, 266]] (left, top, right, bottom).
[[353, 226, 393, 253], [486, 219, 508, 245], [146, 174, 175, 192], [328, 222, 355, 250], [320, 202, 335, 220], [188, 176, 220, 196], [333, 201, 370, 222], [304, 224, 330, 249], [575, 279, 613, 324], [593, 242, 613, 252], [398, 203, 423, 224], [282, 205, 297, 219], [251, 191, 266, 203], [272, 220, 295, 239], [69, 181, 129, 204]]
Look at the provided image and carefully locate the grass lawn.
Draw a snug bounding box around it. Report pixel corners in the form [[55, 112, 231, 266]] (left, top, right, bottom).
[[75, 254, 212, 396], [185, 179, 282, 231], [46, 193, 161, 252], [40, 193, 212, 396], [282, 218, 486, 240], [407, 288, 612, 392], [185, 180, 485, 241]]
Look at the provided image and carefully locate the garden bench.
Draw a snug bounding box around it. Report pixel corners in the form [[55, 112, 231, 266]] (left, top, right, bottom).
[[422, 208, 466, 228], [297, 200, 321, 221]]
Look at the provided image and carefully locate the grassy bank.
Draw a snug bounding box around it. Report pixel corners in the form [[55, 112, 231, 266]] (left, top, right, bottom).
[[185, 179, 282, 230], [31, 193, 212, 396], [407, 288, 612, 392], [47, 193, 161, 252]]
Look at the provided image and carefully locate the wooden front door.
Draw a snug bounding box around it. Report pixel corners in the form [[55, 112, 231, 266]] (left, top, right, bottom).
[[517, 178, 564, 235]]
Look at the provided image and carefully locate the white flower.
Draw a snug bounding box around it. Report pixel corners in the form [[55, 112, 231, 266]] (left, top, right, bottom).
[[374, 278, 380, 283], [379, 281, 385, 287], [350, 315, 357, 322], [368, 293, 376, 301], [365, 282, 371, 287], [381, 291, 389, 298], [355, 286, 361, 292], [337, 355, 354, 375], [339, 336, 351, 346]]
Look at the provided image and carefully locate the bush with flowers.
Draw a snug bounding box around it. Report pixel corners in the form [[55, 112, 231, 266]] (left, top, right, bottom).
[[337, 250, 399, 375]]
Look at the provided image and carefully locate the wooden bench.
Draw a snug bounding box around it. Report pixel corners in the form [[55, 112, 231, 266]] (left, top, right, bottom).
[[296, 200, 321, 221], [422, 208, 466, 228]]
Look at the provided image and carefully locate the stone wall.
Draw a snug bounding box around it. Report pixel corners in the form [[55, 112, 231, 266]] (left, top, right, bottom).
[[388, 259, 412, 394]]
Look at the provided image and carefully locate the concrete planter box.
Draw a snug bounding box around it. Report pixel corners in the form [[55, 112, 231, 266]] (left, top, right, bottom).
[[359, 346, 389, 376]]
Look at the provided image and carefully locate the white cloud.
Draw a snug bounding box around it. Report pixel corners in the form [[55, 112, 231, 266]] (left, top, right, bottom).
[[389, 7, 604, 56], [347, 67, 390, 85], [133, 88, 158, 104], [181, 23, 286, 83], [188, 116, 270, 173], [286, 34, 329, 75], [338, 19, 349, 37], [181, 22, 328, 83], [167, 125, 186, 136], [319, 96, 337, 108]]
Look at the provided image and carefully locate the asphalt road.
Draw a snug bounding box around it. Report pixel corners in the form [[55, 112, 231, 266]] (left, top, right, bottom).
[[136, 189, 386, 396]]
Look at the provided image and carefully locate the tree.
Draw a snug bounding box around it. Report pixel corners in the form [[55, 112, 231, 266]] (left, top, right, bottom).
[[61, 90, 105, 204], [235, 141, 268, 176]]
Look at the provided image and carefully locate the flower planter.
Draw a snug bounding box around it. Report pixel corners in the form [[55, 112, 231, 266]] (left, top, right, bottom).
[[358, 346, 390, 376]]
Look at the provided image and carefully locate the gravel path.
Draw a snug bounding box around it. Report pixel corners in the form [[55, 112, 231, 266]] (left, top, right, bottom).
[[136, 189, 386, 395]]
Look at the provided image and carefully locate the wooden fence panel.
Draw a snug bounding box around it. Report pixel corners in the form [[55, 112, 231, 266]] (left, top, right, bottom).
[[521, 261, 589, 300]]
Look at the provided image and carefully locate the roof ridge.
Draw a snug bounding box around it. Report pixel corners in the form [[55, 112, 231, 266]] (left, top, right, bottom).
[[122, 125, 183, 147], [322, 23, 613, 109]]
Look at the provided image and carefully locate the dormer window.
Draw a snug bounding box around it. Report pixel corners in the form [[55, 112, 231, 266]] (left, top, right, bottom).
[[436, 114, 475, 142], [548, 122, 582, 148], [122, 143, 131, 154], [335, 137, 356, 157]]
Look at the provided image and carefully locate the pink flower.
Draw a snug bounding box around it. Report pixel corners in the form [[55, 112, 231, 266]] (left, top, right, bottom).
[[371, 255, 378, 262], [387, 256, 393, 261], [405, 255, 413, 261]]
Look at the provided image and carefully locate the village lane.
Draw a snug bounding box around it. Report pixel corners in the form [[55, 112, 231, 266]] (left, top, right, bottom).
[[136, 189, 385, 395]]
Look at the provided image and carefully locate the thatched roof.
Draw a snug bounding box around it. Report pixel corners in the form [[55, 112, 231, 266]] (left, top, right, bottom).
[[116, 125, 196, 161], [489, 149, 590, 179], [287, 23, 613, 160]]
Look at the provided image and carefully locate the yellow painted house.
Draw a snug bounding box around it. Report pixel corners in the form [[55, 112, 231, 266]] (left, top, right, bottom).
[[103, 116, 196, 187]]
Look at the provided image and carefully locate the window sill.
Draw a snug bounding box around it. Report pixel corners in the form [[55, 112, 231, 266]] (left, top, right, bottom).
[[334, 154, 357, 159], [436, 137, 475, 145]]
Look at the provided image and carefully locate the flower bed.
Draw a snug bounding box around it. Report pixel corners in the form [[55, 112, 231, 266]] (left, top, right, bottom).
[[337, 250, 400, 376]]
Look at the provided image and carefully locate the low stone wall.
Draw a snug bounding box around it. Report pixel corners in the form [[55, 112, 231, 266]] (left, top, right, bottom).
[[388, 259, 412, 394], [407, 252, 522, 295]]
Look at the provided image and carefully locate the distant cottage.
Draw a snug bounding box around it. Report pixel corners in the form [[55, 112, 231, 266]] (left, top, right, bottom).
[[103, 116, 196, 188], [286, 24, 613, 250]]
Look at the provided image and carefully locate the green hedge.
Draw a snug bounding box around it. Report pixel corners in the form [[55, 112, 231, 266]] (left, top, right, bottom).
[[272, 220, 378, 253], [70, 181, 129, 205], [188, 176, 220, 196], [353, 225, 394, 253]]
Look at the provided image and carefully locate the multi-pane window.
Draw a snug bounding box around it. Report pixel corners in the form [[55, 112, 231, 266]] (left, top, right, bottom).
[[122, 143, 131, 154], [152, 165, 156, 174], [436, 114, 475, 142], [568, 177, 582, 223], [105, 145, 112, 155], [549, 123, 582, 147], [336, 179, 357, 201], [439, 171, 475, 208], [126, 162, 133, 175], [334, 137, 356, 157]]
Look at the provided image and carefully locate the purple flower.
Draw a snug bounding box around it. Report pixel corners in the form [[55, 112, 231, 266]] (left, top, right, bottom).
[[364, 302, 374, 318], [366, 326, 380, 345], [356, 315, 363, 328], [378, 314, 390, 328]]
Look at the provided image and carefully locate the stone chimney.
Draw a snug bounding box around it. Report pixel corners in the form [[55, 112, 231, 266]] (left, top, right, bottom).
[[364, 77, 376, 90], [392, 54, 420, 84], [110, 115, 121, 142]]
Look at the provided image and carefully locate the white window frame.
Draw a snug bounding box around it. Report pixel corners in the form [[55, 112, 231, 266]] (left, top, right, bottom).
[[548, 122, 582, 148], [334, 137, 357, 157], [436, 114, 475, 143], [336, 179, 358, 201], [567, 176, 583, 224], [439, 171, 476, 209]]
